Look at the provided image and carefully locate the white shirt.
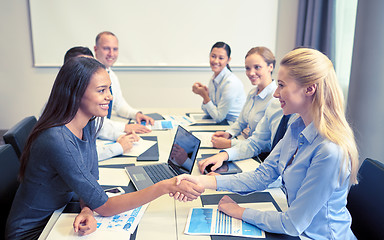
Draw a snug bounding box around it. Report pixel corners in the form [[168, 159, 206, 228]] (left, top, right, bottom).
[[96, 141, 123, 161], [225, 98, 283, 160], [96, 68, 139, 161], [202, 67, 246, 123], [95, 118, 124, 161], [227, 81, 277, 146], [108, 68, 139, 120]]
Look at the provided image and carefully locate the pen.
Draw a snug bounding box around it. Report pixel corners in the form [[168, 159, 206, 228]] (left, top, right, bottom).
[[183, 116, 192, 124]]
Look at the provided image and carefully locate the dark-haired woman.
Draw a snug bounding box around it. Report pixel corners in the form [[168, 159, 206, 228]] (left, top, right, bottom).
[[210, 46, 277, 149], [192, 42, 245, 123], [5, 57, 203, 239]]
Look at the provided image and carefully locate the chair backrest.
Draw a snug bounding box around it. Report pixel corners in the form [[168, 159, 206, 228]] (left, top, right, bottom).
[[0, 144, 20, 238], [3, 116, 37, 158], [347, 158, 384, 239]]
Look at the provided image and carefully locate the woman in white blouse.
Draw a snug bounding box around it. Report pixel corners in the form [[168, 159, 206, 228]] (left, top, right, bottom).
[[192, 42, 246, 124], [212, 47, 276, 149]]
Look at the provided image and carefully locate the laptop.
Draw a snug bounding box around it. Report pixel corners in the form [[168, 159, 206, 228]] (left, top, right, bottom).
[[125, 125, 201, 190]]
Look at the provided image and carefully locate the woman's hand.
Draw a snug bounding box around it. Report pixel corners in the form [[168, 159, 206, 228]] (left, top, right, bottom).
[[198, 152, 229, 174], [136, 112, 155, 126], [170, 174, 219, 201], [117, 131, 140, 152], [211, 136, 231, 149], [124, 123, 151, 134], [192, 82, 206, 95], [192, 82, 210, 103], [73, 207, 97, 236], [212, 131, 231, 139], [211, 131, 232, 149], [168, 175, 205, 202], [218, 195, 245, 220]]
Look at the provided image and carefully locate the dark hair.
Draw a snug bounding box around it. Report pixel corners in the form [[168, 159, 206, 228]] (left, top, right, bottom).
[[64, 46, 94, 63], [210, 41, 232, 71], [245, 46, 276, 74], [19, 57, 106, 180], [95, 31, 117, 45]]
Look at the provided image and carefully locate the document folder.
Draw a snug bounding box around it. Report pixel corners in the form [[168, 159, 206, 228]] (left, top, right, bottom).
[[136, 136, 159, 161], [145, 113, 165, 120], [186, 112, 229, 126]]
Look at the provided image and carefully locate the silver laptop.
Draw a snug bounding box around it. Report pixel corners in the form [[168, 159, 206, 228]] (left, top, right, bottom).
[[125, 125, 201, 190]]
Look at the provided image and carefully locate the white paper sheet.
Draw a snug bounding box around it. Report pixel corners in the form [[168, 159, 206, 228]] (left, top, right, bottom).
[[94, 204, 148, 234], [46, 213, 102, 239], [145, 120, 175, 130], [98, 168, 130, 186], [163, 115, 195, 126], [192, 131, 214, 148], [46, 204, 148, 239], [97, 138, 156, 157], [188, 113, 217, 124], [123, 138, 156, 156]]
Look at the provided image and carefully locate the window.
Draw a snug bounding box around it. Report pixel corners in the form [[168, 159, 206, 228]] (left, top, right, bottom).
[[334, 0, 358, 101]]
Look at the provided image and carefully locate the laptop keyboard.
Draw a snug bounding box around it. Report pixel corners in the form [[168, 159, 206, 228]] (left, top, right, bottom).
[[143, 164, 174, 183]]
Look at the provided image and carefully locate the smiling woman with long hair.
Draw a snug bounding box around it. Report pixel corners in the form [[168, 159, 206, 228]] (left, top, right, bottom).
[[176, 48, 359, 239], [5, 57, 203, 240]]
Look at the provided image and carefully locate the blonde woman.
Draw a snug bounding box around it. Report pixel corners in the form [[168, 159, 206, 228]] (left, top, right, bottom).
[[176, 48, 359, 239]]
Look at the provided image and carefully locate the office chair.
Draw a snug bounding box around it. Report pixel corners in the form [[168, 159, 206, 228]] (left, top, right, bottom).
[[3, 116, 37, 158], [0, 144, 20, 238], [347, 158, 384, 240]]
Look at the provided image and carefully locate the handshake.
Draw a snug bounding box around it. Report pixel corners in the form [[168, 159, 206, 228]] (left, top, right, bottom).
[[167, 174, 212, 202], [165, 156, 227, 202], [167, 174, 245, 220]]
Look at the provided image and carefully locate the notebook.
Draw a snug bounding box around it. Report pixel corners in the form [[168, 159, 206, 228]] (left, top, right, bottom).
[[125, 125, 201, 190]]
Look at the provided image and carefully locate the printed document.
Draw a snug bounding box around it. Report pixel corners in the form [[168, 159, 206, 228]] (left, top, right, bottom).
[[94, 203, 148, 234], [185, 202, 276, 238], [146, 120, 175, 130], [46, 204, 148, 239], [144, 115, 194, 130]]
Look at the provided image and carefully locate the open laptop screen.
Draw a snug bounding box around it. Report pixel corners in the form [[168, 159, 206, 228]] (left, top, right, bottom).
[[168, 126, 201, 175]]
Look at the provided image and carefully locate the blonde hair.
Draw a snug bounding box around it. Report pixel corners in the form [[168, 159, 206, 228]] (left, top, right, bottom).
[[280, 48, 359, 185], [245, 46, 276, 70]]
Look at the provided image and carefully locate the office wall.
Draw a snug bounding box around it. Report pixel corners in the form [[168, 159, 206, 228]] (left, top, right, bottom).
[[0, 0, 298, 129], [347, 0, 384, 164]]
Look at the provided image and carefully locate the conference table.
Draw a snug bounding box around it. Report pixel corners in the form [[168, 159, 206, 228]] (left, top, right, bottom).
[[38, 108, 292, 240]]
